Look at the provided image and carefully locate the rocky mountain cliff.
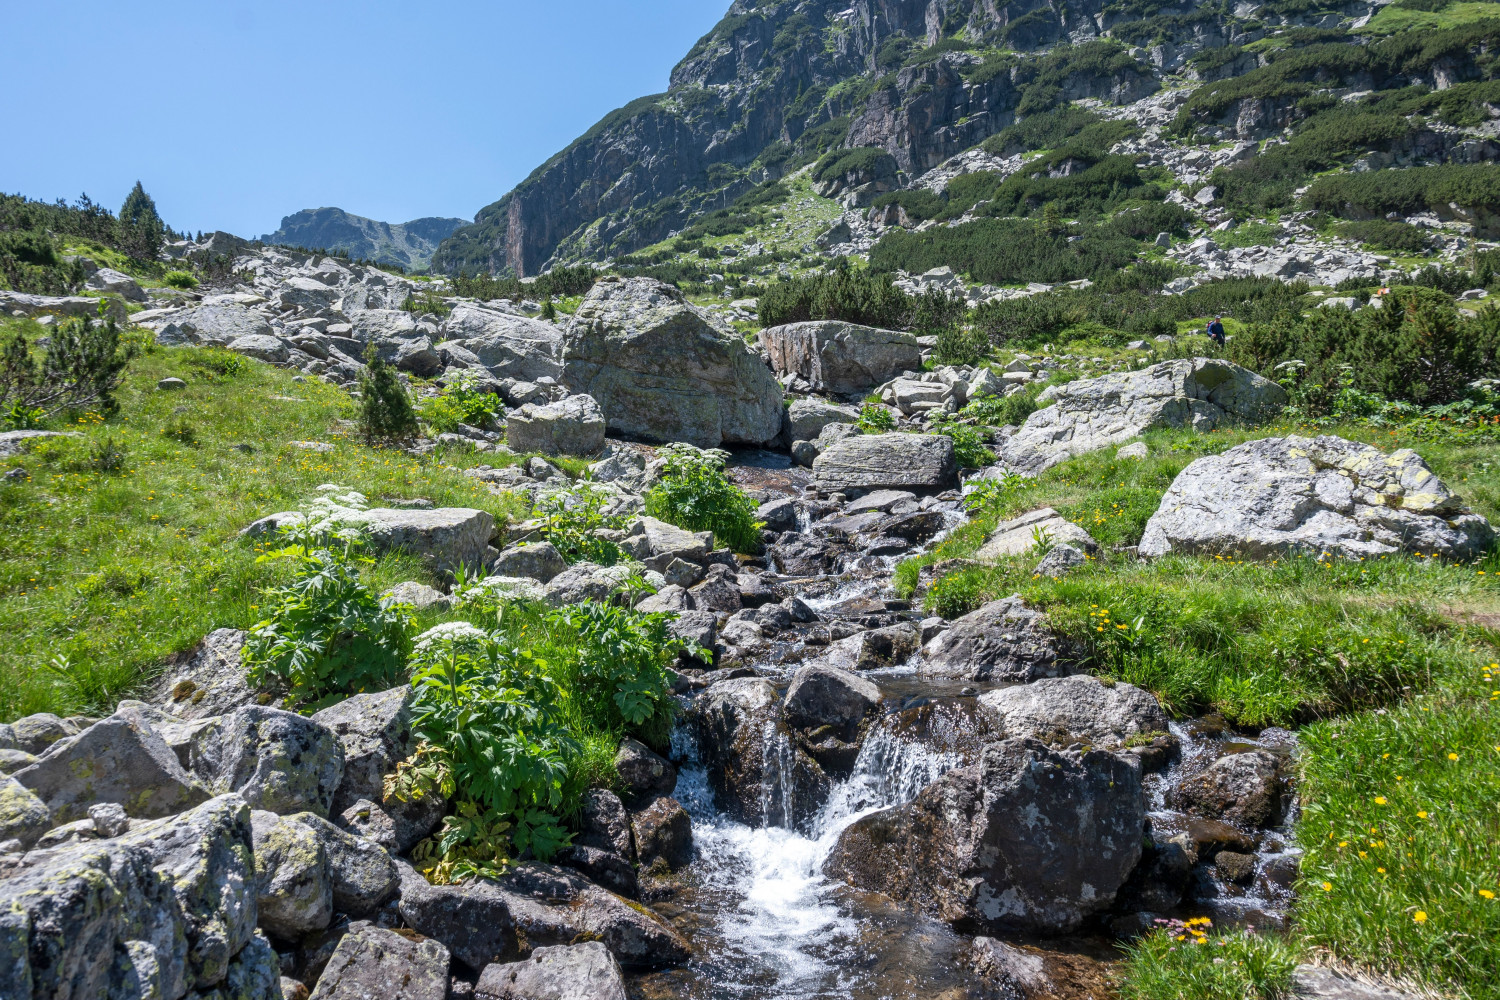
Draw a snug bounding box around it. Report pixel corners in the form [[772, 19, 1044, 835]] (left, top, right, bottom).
[[432, 0, 1499, 278], [262, 207, 467, 271]]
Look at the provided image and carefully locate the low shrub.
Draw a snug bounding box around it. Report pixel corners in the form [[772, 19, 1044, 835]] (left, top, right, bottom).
[[534, 483, 629, 565], [927, 417, 995, 469], [358, 345, 419, 443], [644, 444, 762, 554], [758, 262, 911, 329], [420, 370, 502, 434], [1, 313, 135, 420], [858, 403, 896, 433], [162, 270, 198, 289], [1338, 219, 1430, 253]]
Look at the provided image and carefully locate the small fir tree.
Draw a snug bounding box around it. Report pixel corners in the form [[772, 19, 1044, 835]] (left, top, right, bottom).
[[358, 345, 418, 443]]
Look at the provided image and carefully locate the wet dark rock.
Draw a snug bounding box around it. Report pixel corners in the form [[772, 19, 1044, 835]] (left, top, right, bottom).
[[1215, 850, 1258, 884], [1174, 750, 1284, 828], [736, 571, 787, 608], [1258, 853, 1300, 894], [1180, 816, 1255, 859], [766, 532, 845, 576], [577, 789, 634, 859], [1114, 834, 1193, 913], [783, 664, 880, 742], [630, 796, 693, 871], [782, 595, 817, 623], [554, 844, 639, 899], [691, 677, 829, 831], [755, 498, 799, 534], [310, 920, 450, 999], [818, 622, 920, 671], [824, 738, 1145, 934], [688, 564, 742, 613], [976, 675, 1169, 750], [918, 597, 1076, 682], [614, 738, 677, 801], [877, 509, 947, 543]]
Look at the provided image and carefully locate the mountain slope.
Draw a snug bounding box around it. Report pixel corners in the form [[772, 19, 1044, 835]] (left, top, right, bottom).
[[262, 207, 467, 271]]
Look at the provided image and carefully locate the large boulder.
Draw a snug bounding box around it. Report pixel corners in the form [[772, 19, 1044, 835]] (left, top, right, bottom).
[[247, 507, 497, 582], [395, 861, 690, 971], [977, 675, 1168, 749], [311, 686, 414, 815], [919, 597, 1075, 682], [490, 541, 568, 584], [1173, 750, 1284, 829], [506, 394, 607, 456], [0, 795, 258, 999], [561, 277, 783, 447], [0, 774, 51, 847], [782, 664, 881, 741], [187, 706, 345, 817], [691, 678, 828, 831], [812, 434, 959, 494], [441, 303, 565, 383], [85, 267, 147, 301], [785, 398, 860, 443], [250, 810, 333, 938], [613, 738, 677, 801], [1139, 434, 1494, 561], [310, 921, 450, 1000], [475, 941, 626, 1000], [0, 290, 128, 322], [12, 706, 208, 825], [1001, 359, 1287, 474], [824, 738, 1145, 934], [147, 303, 275, 347], [760, 321, 923, 396]]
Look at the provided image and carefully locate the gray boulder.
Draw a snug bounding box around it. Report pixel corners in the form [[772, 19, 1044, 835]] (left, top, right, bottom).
[[188, 706, 345, 817], [692, 678, 827, 830], [1033, 543, 1087, 577], [576, 788, 634, 858], [756, 498, 799, 534], [613, 738, 677, 800], [785, 397, 860, 442], [815, 622, 921, 672], [974, 508, 1101, 559], [442, 303, 564, 383], [336, 795, 445, 856], [12, 706, 207, 825], [919, 597, 1074, 682], [229, 334, 291, 364], [310, 921, 450, 1000], [542, 562, 637, 607], [621, 516, 712, 570], [4, 712, 80, 754], [1139, 434, 1494, 562], [561, 277, 783, 447], [150, 303, 275, 347], [0, 774, 50, 847], [491, 541, 569, 584], [1002, 359, 1287, 474], [506, 394, 607, 457], [355, 508, 496, 581], [977, 675, 1168, 749], [287, 812, 400, 917], [311, 687, 414, 816], [85, 267, 147, 301], [152, 629, 255, 722], [475, 941, 625, 1000], [395, 860, 690, 971], [812, 433, 958, 494], [629, 796, 693, 871], [251, 810, 333, 938], [760, 321, 923, 396], [1173, 750, 1284, 828], [782, 664, 881, 741], [824, 738, 1145, 933], [0, 794, 258, 999], [380, 581, 452, 612], [0, 290, 127, 322]]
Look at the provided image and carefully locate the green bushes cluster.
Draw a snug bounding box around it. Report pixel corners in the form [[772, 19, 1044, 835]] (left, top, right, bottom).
[[1337, 219, 1431, 253], [1305, 163, 1500, 221], [869, 218, 1140, 285], [450, 265, 599, 303], [358, 346, 419, 443], [758, 262, 911, 328], [1, 311, 135, 423], [420, 370, 502, 434], [644, 444, 762, 554]]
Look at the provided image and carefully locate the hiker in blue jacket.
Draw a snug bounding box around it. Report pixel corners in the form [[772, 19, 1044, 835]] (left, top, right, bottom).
[[1206, 316, 1226, 347]]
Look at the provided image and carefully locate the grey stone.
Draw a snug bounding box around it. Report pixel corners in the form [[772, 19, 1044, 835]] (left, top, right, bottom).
[[919, 596, 1074, 682], [1291, 965, 1419, 999], [977, 675, 1168, 750], [159, 377, 188, 390], [825, 738, 1145, 933], [1174, 750, 1284, 828], [251, 809, 333, 938], [491, 541, 569, 584], [816, 623, 920, 671], [0, 794, 257, 999], [542, 562, 638, 607], [188, 706, 345, 817], [475, 942, 626, 1000], [613, 739, 677, 800], [85, 267, 148, 301], [443, 303, 564, 383], [844, 489, 917, 514], [561, 277, 783, 447], [89, 801, 131, 837], [976, 508, 1100, 560], [309, 921, 449, 1000], [553, 844, 639, 899], [13, 706, 207, 825], [6, 712, 80, 754], [760, 321, 923, 396], [812, 433, 959, 494], [289, 813, 399, 917], [0, 774, 50, 848], [380, 581, 452, 612], [149, 303, 275, 347], [1033, 542, 1087, 577], [355, 508, 497, 581], [311, 687, 414, 816], [336, 795, 445, 856], [1117, 441, 1148, 460], [1002, 359, 1286, 474], [1139, 435, 1494, 562], [782, 664, 881, 741], [621, 516, 712, 568], [0, 429, 81, 459], [506, 394, 607, 457], [756, 498, 799, 534], [229, 334, 291, 364], [687, 563, 742, 614], [785, 398, 860, 442], [576, 789, 634, 859], [153, 629, 256, 722]]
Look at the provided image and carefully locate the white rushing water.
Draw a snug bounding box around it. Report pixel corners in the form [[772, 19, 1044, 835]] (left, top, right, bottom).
[[657, 726, 968, 999]]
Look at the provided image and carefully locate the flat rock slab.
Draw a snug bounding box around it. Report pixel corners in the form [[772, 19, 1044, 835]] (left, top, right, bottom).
[[310, 921, 450, 1000], [1292, 966, 1421, 999], [974, 507, 1100, 559], [476, 941, 626, 1000], [977, 675, 1168, 749], [812, 433, 958, 495], [760, 321, 922, 396]]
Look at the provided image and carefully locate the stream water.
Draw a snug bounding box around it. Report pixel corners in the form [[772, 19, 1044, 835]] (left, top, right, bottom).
[[626, 456, 1300, 999]]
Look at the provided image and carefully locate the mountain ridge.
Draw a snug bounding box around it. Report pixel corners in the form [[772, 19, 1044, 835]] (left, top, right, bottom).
[[261, 206, 467, 271]]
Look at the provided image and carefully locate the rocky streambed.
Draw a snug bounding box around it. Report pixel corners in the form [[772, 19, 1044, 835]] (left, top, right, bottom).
[[622, 454, 1302, 1000]]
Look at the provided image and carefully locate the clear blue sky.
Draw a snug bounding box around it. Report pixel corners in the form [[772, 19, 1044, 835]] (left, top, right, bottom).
[[0, 1, 727, 238]]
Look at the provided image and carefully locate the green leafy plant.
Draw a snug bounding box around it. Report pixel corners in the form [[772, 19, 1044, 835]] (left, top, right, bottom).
[[644, 443, 762, 553], [2, 401, 45, 430], [358, 345, 419, 443], [420, 369, 502, 434], [927, 416, 995, 469], [162, 270, 198, 289], [962, 470, 1034, 517], [546, 602, 697, 734], [85, 437, 128, 473], [243, 528, 413, 709], [401, 290, 452, 318], [533, 483, 629, 565], [858, 402, 896, 433]]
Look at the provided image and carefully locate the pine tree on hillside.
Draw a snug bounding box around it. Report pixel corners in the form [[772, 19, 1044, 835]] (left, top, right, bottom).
[[118, 181, 165, 262]]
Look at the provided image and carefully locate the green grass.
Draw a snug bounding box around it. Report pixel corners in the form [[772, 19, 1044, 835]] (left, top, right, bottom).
[[1359, 0, 1500, 34], [1119, 927, 1300, 1000], [0, 326, 527, 720]]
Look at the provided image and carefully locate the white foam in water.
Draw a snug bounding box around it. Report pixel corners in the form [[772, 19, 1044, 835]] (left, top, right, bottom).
[[669, 727, 963, 997]]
